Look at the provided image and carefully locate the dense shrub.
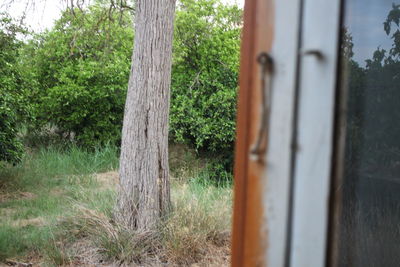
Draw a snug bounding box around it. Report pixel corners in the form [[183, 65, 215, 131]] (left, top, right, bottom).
[[0, 14, 32, 163], [20, 0, 242, 179], [169, 0, 242, 179], [23, 6, 134, 147], [170, 0, 241, 154]]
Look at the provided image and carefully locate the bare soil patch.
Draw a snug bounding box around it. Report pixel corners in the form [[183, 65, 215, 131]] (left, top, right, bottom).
[[11, 217, 46, 228], [0, 191, 36, 203], [50, 187, 65, 197], [0, 207, 16, 218], [95, 171, 119, 189]]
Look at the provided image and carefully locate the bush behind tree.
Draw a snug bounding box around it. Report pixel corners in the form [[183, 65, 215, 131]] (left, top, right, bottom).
[[22, 5, 134, 148], [170, 0, 242, 179], [20, 0, 242, 179], [0, 14, 32, 163]]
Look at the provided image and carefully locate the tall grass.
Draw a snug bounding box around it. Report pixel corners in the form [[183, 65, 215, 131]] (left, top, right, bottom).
[[0, 144, 119, 263], [0, 144, 232, 266], [0, 144, 119, 192], [163, 179, 232, 264], [55, 178, 232, 266]]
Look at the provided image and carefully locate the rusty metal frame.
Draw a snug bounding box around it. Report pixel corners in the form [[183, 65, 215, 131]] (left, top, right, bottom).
[[231, 0, 302, 266], [231, 0, 273, 266]]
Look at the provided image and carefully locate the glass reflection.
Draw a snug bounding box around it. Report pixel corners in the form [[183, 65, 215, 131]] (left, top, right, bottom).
[[336, 1, 400, 266]]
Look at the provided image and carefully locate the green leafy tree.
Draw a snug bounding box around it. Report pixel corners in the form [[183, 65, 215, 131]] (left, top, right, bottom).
[[0, 13, 31, 163], [24, 4, 134, 147], [21, 0, 242, 181], [170, 0, 242, 179]]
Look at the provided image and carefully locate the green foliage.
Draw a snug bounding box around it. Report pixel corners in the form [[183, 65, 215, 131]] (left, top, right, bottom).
[[19, 0, 242, 180], [170, 0, 241, 156], [0, 144, 119, 191], [0, 92, 24, 163], [0, 145, 119, 263], [199, 154, 234, 185], [11, 0, 241, 179], [0, 145, 231, 265], [0, 13, 32, 163], [168, 0, 242, 180], [24, 5, 134, 147]]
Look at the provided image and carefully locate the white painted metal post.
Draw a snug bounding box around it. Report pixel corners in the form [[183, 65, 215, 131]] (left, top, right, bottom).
[[289, 0, 342, 266], [262, 0, 301, 266]]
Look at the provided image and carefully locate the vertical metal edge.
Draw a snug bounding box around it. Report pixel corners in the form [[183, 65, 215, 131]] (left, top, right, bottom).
[[286, 0, 305, 265], [231, 0, 256, 264], [231, 0, 274, 266], [244, 0, 274, 265], [326, 0, 347, 266], [289, 0, 342, 265], [263, 0, 302, 266]]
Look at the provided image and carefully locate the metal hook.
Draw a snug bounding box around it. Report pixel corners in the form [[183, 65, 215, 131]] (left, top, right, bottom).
[[300, 48, 324, 60], [250, 52, 274, 162]]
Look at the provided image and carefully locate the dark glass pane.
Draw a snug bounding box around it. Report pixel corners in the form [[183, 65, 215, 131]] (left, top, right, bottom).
[[335, 0, 400, 266]]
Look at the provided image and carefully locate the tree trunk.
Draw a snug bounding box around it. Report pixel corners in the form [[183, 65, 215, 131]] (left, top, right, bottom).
[[115, 0, 176, 230]]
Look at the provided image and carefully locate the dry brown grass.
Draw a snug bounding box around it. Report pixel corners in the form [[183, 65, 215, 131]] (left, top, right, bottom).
[[0, 191, 36, 203], [95, 171, 119, 190], [162, 182, 232, 266], [57, 205, 163, 266], [11, 217, 46, 228], [54, 177, 232, 266]]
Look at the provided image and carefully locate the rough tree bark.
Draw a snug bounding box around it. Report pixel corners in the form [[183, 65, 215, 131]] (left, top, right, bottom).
[[115, 0, 176, 230]]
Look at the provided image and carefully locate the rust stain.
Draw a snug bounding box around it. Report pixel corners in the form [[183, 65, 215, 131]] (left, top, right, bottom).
[[232, 0, 274, 266]]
